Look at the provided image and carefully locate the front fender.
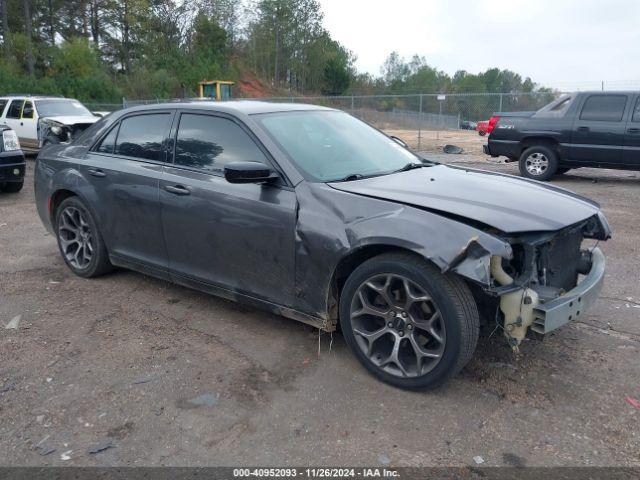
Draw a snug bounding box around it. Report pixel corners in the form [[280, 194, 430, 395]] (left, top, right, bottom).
[[294, 182, 512, 319]]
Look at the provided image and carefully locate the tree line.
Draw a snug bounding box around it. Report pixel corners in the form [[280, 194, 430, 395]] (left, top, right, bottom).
[[0, 0, 549, 105]]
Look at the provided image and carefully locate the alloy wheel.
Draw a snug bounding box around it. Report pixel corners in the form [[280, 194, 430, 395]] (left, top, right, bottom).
[[525, 152, 549, 176], [349, 273, 446, 378], [58, 206, 94, 270]]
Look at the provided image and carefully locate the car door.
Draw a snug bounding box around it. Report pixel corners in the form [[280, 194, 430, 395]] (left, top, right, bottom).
[[16, 100, 39, 149], [81, 111, 174, 277], [623, 95, 640, 166], [160, 110, 297, 306], [570, 94, 630, 165], [3, 99, 25, 137]]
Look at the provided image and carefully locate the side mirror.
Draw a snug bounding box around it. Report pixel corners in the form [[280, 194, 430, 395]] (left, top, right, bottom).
[[224, 161, 278, 184], [390, 136, 409, 149]]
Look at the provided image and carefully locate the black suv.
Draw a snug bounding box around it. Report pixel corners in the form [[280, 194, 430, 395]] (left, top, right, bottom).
[[484, 91, 640, 180], [0, 125, 25, 193]]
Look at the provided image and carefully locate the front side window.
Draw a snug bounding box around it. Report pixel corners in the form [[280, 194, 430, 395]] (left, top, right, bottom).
[[6, 100, 24, 119], [580, 95, 627, 122], [115, 114, 171, 161], [174, 114, 267, 173], [633, 97, 640, 122], [22, 101, 34, 119], [254, 111, 420, 182], [0, 100, 8, 116]]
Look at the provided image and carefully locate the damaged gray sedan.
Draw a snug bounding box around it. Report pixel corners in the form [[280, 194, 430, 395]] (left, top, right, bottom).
[[34, 102, 611, 389]]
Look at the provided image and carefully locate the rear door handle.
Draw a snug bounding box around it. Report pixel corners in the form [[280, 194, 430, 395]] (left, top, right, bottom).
[[164, 185, 191, 195], [88, 168, 106, 178], [577, 126, 590, 132], [627, 128, 640, 134]]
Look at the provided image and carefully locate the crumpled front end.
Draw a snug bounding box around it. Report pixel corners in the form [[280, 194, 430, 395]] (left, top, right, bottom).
[[486, 212, 611, 349], [38, 118, 95, 148]]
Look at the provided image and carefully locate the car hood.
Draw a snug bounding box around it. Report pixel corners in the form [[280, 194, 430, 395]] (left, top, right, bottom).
[[43, 115, 99, 125], [328, 165, 601, 233]]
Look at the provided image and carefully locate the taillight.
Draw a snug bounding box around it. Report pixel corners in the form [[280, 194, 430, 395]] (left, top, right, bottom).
[[487, 116, 500, 134]]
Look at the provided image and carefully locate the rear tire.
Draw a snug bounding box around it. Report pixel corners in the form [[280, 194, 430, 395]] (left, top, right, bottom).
[[55, 196, 113, 278], [339, 252, 479, 390], [1, 181, 23, 193], [518, 145, 558, 181]]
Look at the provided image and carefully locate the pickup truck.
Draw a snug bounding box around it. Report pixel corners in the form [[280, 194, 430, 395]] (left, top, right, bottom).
[[483, 91, 640, 180]]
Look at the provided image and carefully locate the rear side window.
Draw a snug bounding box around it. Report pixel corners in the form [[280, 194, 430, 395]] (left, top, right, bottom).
[[174, 113, 268, 173], [115, 114, 171, 161], [633, 97, 640, 122], [6, 100, 23, 119], [95, 124, 119, 153], [580, 95, 627, 122]]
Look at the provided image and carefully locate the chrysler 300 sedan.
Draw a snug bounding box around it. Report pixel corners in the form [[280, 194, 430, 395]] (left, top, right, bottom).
[[34, 101, 611, 389]]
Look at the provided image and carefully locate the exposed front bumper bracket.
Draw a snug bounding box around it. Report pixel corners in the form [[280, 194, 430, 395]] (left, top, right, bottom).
[[531, 247, 605, 335]]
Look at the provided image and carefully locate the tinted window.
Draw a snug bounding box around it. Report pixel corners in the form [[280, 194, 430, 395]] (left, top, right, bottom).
[[7, 100, 23, 119], [95, 124, 119, 153], [174, 114, 267, 173], [22, 101, 34, 119], [580, 95, 627, 122], [0, 100, 8, 116], [115, 114, 171, 161], [633, 97, 640, 122]]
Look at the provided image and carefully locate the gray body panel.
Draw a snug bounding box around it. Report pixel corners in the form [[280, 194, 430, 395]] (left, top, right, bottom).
[[34, 101, 610, 328]]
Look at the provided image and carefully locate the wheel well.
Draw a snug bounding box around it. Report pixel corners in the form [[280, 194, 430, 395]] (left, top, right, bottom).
[[327, 245, 421, 323], [49, 189, 76, 223], [519, 137, 560, 157]]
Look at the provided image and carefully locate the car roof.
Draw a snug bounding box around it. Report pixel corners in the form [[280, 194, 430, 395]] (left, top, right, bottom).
[[0, 95, 67, 100], [122, 100, 335, 116], [572, 91, 639, 95]]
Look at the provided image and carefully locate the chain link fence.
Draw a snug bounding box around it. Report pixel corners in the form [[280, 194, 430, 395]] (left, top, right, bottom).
[[87, 91, 562, 153]]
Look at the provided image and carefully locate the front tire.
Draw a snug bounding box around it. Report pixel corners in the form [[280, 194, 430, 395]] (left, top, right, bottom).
[[339, 253, 479, 390], [1, 181, 23, 193], [55, 196, 113, 278], [518, 146, 558, 181]]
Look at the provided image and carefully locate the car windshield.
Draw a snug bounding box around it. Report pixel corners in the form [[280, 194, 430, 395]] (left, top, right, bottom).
[[36, 99, 93, 117], [254, 110, 425, 182]]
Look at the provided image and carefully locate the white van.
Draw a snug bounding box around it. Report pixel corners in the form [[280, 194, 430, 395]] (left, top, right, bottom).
[[0, 95, 100, 151]]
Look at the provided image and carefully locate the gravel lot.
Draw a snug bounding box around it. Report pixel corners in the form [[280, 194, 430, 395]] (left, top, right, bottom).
[[1, 144, 639, 467]]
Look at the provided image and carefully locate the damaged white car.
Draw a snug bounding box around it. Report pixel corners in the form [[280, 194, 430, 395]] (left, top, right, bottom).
[[0, 95, 100, 152]]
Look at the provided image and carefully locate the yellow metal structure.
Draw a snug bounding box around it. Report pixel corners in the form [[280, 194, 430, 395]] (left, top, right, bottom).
[[197, 80, 234, 101]]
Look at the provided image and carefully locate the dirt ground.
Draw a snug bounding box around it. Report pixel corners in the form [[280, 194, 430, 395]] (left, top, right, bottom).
[[1, 148, 639, 467], [386, 128, 488, 155]]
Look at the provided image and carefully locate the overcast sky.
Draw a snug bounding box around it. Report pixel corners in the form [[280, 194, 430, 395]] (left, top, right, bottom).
[[319, 0, 640, 91]]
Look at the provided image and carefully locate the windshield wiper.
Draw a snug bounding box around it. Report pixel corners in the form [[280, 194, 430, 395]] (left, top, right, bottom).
[[393, 162, 429, 173], [335, 173, 365, 182]]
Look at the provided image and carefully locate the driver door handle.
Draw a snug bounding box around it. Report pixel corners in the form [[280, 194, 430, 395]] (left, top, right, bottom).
[[164, 184, 191, 195], [577, 126, 590, 132]]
